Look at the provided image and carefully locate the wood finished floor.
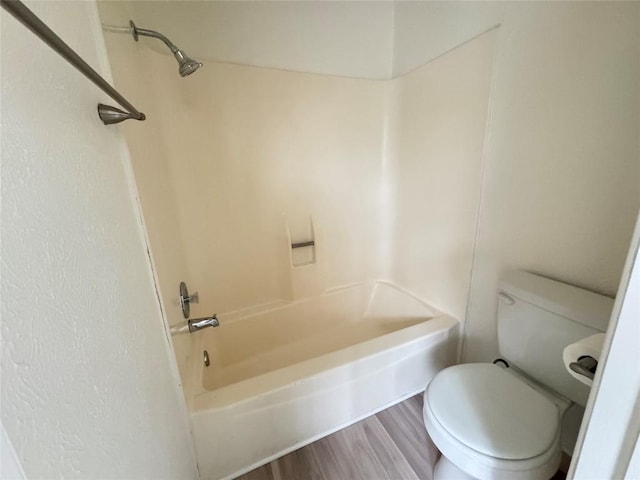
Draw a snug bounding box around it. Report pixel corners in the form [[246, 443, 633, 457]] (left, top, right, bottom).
[[235, 394, 568, 480], [235, 394, 435, 480]]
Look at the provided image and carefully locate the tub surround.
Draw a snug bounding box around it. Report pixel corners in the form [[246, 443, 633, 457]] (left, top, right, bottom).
[[99, 15, 495, 386], [387, 29, 495, 321]]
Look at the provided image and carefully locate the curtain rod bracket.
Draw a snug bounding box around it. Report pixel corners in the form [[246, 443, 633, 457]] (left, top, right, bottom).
[[1, 0, 146, 125], [98, 104, 146, 125]]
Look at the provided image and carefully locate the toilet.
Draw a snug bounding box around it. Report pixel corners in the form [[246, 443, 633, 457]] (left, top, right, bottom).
[[423, 271, 614, 480]]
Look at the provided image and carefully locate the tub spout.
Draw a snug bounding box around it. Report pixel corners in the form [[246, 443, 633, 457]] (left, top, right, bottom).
[[188, 314, 219, 333]]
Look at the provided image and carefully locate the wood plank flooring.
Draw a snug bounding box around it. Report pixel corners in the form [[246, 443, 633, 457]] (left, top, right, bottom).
[[235, 394, 438, 480], [235, 394, 567, 480]]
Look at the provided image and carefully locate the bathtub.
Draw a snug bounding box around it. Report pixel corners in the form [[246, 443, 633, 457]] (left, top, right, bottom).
[[186, 282, 459, 480]]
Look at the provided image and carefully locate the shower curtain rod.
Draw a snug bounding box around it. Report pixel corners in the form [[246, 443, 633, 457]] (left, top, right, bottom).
[[1, 0, 146, 125]]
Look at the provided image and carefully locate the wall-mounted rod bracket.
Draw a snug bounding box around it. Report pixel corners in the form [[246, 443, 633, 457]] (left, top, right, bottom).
[[98, 104, 145, 125], [1, 0, 146, 125]]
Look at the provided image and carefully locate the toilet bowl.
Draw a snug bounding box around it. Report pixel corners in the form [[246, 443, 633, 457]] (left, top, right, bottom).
[[422, 271, 614, 480], [424, 363, 566, 480]]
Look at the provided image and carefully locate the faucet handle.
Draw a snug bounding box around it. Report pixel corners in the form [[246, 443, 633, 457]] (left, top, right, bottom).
[[186, 291, 199, 304], [179, 281, 199, 318], [569, 355, 598, 380]]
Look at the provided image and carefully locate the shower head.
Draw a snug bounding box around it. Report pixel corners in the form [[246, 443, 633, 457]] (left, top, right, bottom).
[[173, 49, 203, 77], [129, 20, 202, 77]]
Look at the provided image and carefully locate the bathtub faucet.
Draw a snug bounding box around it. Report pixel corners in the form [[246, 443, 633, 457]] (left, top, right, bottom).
[[188, 314, 220, 333]]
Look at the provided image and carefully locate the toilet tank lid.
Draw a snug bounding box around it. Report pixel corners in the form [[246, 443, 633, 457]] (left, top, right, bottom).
[[499, 271, 614, 332]]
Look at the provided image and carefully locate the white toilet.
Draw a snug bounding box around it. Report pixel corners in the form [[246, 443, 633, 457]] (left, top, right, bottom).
[[423, 271, 614, 480]]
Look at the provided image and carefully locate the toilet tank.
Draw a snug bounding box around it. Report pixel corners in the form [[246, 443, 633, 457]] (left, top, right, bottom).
[[497, 271, 614, 406]]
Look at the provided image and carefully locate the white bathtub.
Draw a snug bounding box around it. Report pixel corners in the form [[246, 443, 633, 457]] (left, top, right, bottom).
[[186, 282, 459, 480]]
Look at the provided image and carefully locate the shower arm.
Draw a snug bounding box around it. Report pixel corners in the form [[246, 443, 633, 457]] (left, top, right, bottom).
[[130, 22, 180, 55]]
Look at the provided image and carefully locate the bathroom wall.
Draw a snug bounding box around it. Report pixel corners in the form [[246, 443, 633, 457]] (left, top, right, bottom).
[[98, 0, 196, 385], [393, 1, 640, 363], [1, 1, 197, 478], [129, 0, 394, 79], [385, 30, 496, 320]]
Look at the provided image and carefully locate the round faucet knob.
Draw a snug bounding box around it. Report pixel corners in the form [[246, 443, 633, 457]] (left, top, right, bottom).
[[179, 281, 199, 318]]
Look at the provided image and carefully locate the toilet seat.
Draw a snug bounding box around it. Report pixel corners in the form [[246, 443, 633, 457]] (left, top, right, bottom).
[[424, 364, 563, 480]]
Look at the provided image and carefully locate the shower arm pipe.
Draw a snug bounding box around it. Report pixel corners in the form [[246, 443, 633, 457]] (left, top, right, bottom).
[[103, 23, 183, 57], [0, 0, 146, 125], [131, 24, 181, 54]]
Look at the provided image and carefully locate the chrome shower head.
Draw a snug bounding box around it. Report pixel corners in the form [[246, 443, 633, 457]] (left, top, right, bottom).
[[174, 49, 203, 77], [129, 20, 202, 77]]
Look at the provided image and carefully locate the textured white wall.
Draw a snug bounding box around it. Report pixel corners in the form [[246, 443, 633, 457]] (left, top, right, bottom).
[[393, 1, 640, 363], [129, 0, 394, 79], [1, 1, 198, 478]]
